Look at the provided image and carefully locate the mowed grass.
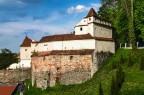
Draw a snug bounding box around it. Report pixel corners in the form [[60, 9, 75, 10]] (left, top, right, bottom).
[[23, 49, 144, 95]]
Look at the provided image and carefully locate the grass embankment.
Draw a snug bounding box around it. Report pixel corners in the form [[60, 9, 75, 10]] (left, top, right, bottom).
[[23, 49, 144, 95]]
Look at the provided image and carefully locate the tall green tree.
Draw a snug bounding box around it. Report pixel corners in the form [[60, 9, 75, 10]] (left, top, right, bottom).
[[120, 0, 136, 49], [134, 0, 144, 42], [99, 0, 139, 49], [0, 48, 18, 69]]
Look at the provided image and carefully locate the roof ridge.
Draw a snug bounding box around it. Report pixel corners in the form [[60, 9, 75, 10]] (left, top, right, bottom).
[[39, 33, 94, 43]]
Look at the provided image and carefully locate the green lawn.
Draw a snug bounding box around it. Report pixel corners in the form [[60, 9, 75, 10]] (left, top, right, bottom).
[[23, 49, 144, 95]]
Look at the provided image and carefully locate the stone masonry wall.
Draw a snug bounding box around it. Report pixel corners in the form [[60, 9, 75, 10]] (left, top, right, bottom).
[[32, 55, 92, 89], [0, 69, 31, 83]]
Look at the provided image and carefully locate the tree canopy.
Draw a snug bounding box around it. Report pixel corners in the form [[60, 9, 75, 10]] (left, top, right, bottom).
[[0, 48, 18, 70], [98, 0, 144, 49]]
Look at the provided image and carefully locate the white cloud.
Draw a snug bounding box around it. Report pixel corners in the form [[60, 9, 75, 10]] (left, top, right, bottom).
[[67, 3, 101, 13], [0, 21, 70, 36], [67, 5, 88, 13]]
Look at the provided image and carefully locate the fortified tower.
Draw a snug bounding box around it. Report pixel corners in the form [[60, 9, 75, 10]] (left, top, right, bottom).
[[75, 8, 113, 39]]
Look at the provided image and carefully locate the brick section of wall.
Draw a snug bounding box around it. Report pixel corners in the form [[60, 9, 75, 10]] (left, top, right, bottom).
[[0, 69, 31, 83], [32, 55, 92, 89]]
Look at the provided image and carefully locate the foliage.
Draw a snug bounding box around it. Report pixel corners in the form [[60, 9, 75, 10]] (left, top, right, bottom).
[[128, 56, 133, 67], [111, 76, 116, 95], [120, 55, 125, 64], [99, 82, 104, 95], [115, 65, 124, 91], [111, 64, 125, 95], [98, 0, 144, 49], [140, 56, 144, 71], [112, 61, 116, 69], [134, 0, 144, 42], [31, 50, 38, 57], [0, 48, 18, 69]]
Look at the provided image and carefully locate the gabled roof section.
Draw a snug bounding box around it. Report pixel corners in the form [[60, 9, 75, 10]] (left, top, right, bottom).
[[39, 33, 94, 43], [85, 8, 98, 18], [20, 36, 32, 47]]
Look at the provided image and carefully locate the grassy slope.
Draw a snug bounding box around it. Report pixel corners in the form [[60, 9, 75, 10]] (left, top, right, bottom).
[[24, 49, 144, 95]]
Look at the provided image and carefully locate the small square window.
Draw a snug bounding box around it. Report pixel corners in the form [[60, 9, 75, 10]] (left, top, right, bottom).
[[25, 49, 27, 51], [89, 18, 91, 21]]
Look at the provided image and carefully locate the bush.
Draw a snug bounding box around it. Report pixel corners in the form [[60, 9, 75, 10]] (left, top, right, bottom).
[[111, 65, 125, 95], [128, 56, 133, 67], [116, 65, 124, 89], [120, 55, 125, 64], [111, 76, 116, 95], [99, 82, 104, 95], [140, 56, 144, 71], [112, 61, 117, 70]]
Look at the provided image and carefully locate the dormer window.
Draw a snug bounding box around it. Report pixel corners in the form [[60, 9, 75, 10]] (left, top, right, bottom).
[[80, 27, 83, 31]]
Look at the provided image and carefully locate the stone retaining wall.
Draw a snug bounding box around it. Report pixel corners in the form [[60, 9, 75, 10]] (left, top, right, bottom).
[[0, 69, 31, 83], [32, 55, 92, 89]]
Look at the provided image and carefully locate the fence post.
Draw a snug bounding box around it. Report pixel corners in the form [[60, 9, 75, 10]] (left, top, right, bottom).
[[130, 43, 132, 48], [137, 42, 139, 47], [125, 43, 127, 48], [120, 43, 121, 48]]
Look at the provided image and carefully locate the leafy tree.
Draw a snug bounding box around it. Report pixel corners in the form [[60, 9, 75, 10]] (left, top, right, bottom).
[[0, 48, 18, 69], [99, 82, 104, 95], [134, 0, 144, 42], [99, 0, 139, 49]]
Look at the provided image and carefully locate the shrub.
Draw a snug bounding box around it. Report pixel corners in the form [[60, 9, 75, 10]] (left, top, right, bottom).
[[140, 56, 144, 71], [99, 82, 104, 95], [120, 55, 125, 64], [111, 76, 116, 95], [112, 61, 117, 70], [111, 65, 124, 95], [128, 56, 133, 67]]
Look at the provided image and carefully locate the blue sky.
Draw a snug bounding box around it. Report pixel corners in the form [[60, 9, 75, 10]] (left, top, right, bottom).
[[0, 0, 101, 53]]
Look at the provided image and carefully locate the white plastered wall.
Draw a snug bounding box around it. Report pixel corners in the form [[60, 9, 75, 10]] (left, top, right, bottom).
[[20, 47, 32, 68], [75, 17, 95, 36], [94, 25, 112, 38], [91, 40, 115, 77], [35, 39, 95, 52]]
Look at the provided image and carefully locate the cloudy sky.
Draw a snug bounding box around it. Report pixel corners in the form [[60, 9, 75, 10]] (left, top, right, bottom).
[[0, 0, 101, 53]]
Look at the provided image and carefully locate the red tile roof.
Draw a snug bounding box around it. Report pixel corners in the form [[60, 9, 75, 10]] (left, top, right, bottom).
[[33, 49, 95, 56], [95, 37, 114, 41], [0, 85, 16, 95], [20, 36, 32, 47], [39, 33, 94, 43]]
